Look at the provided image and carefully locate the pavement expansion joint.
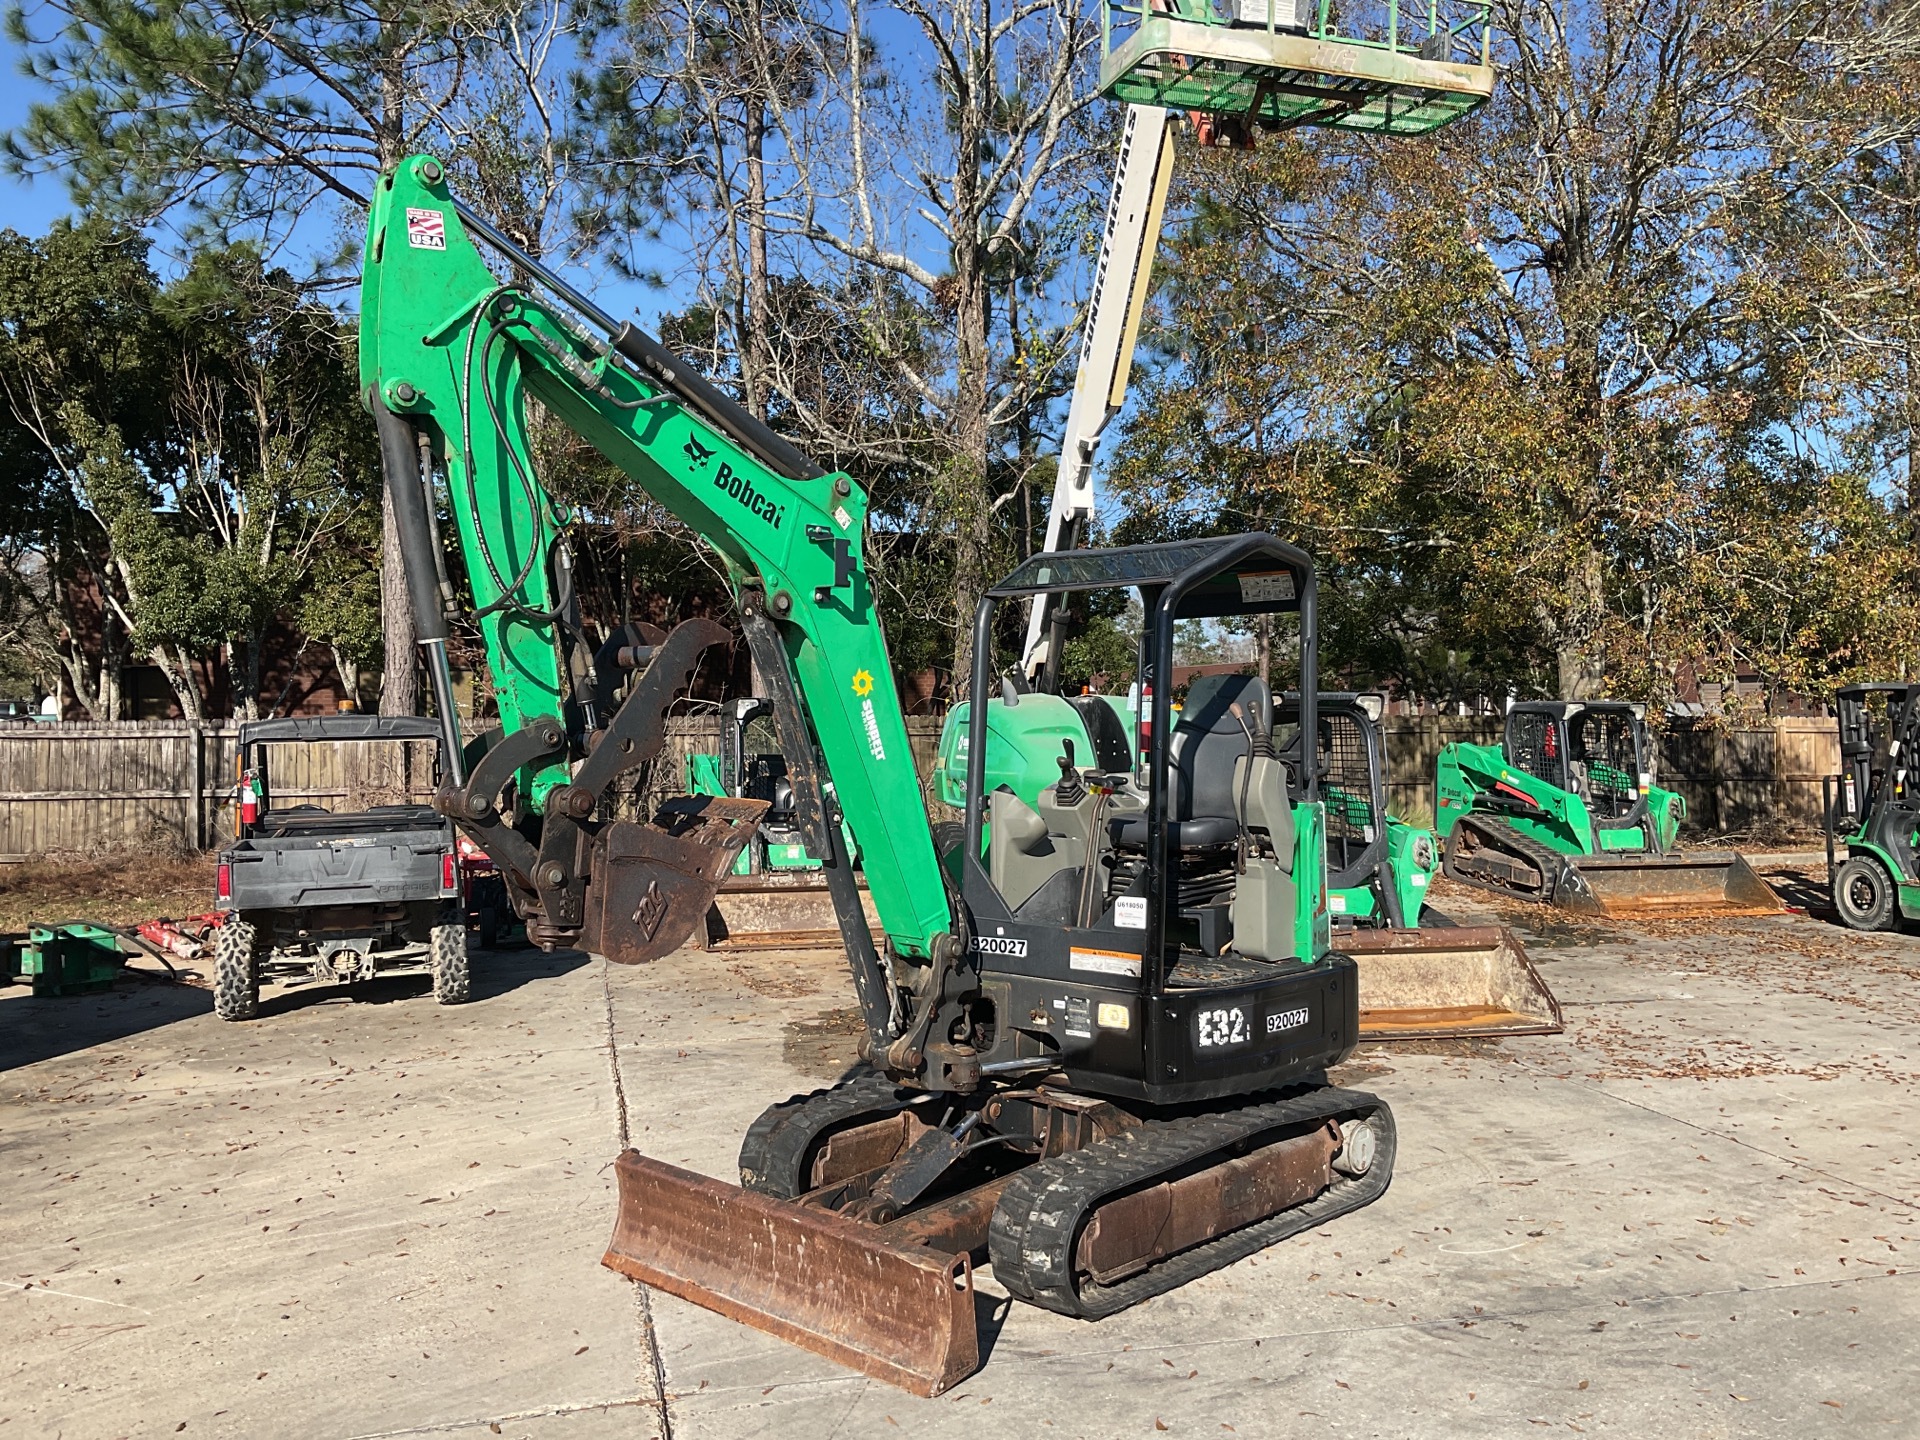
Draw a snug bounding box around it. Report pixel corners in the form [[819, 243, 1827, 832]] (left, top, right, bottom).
[[338, 1395, 662, 1439], [602, 956, 675, 1440], [1508, 1054, 1920, 1209]]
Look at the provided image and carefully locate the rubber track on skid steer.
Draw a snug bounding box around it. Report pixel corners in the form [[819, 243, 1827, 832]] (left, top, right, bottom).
[[987, 1086, 1395, 1319], [737, 1071, 920, 1198], [1446, 814, 1582, 906]]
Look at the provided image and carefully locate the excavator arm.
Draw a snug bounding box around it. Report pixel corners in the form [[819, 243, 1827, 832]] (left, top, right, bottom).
[[360, 156, 958, 1067]]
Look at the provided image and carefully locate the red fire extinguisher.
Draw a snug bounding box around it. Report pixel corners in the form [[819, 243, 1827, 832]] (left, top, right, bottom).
[[238, 771, 260, 828]]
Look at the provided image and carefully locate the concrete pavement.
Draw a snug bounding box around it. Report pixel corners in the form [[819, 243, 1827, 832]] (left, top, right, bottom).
[[5, 887, 1917, 1437]]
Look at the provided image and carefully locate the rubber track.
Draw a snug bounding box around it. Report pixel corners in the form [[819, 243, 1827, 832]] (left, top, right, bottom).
[[987, 1085, 1396, 1318], [736, 1071, 920, 1198], [1444, 813, 1584, 906]]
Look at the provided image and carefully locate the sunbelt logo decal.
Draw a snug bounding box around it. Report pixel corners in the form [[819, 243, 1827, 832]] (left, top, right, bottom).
[[852, 670, 885, 760]]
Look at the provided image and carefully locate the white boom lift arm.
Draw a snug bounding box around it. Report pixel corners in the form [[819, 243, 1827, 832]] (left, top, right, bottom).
[[1020, 103, 1178, 679]]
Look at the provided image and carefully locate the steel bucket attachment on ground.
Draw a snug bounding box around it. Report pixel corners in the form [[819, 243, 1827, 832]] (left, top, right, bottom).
[[1572, 851, 1785, 920], [581, 795, 770, 964], [1341, 925, 1564, 1040], [698, 874, 885, 951], [602, 1151, 979, 1396]]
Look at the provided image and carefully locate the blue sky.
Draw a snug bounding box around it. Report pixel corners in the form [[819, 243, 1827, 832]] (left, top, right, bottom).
[[0, 28, 672, 325], [0, 33, 75, 237]]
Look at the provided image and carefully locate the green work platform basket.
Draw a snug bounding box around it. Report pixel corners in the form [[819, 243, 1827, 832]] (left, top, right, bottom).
[[1100, 0, 1495, 137]]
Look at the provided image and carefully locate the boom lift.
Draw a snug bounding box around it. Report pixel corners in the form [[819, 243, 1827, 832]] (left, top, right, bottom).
[[1437, 701, 1782, 917], [363, 162, 1391, 1396], [1824, 682, 1920, 931]]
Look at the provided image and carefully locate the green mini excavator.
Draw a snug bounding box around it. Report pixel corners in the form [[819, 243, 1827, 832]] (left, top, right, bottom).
[[362, 159, 1393, 1396], [1436, 700, 1782, 918], [358, 0, 1507, 1396]]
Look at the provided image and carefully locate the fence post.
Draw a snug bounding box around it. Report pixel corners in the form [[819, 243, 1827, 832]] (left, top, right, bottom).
[[188, 722, 204, 851]]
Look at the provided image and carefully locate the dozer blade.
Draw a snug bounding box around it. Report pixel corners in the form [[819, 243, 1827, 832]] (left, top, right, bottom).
[[582, 796, 769, 963], [1572, 850, 1785, 919], [603, 1150, 979, 1397], [1342, 925, 1563, 1040]]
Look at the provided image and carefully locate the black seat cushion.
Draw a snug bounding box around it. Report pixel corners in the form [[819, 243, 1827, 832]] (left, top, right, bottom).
[[1113, 674, 1274, 850], [1109, 814, 1240, 848]]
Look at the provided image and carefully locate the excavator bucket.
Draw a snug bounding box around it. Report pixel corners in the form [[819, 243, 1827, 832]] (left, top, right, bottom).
[[603, 1151, 979, 1396], [581, 796, 770, 964], [1564, 850, 1784, 919], [1343, 925, 1563, 1040]]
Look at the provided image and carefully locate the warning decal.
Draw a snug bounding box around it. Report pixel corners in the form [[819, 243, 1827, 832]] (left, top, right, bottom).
[[406, 207, 447, 250]]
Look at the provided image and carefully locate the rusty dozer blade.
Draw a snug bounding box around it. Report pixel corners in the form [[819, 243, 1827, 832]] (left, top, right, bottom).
[[603, 1150, 979, 1397], [1571, 850, 1785, 919], [581, 795, 769, 964], [1342, 925, 1563, 1040]]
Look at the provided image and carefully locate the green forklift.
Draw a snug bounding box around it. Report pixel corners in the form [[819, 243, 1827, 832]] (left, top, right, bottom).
[[1437, 700, 1781, 917], [1825, 682, 1920, 931]]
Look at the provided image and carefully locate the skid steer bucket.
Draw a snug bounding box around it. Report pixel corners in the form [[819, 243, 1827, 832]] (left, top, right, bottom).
[[1568, 851, 1784, 919], [699, 874, 883, 951], [603, 1151, 980, 1396], [1343, 926, 1563, 1040]]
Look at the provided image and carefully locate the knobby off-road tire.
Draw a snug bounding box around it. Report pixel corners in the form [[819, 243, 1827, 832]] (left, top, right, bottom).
[[431, 914, 472, 1004], [1834, 854, 1899, 932], [213, 919, 261, 1022]]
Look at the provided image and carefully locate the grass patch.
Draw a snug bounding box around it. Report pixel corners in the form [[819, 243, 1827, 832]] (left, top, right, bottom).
[[0, 851, 218, 934]]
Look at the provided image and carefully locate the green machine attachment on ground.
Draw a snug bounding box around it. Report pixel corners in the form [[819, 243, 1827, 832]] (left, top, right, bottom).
[[1824, 682, 1920, 931], [1436, 700, 1782, 919], [14, 923, 127, 996]]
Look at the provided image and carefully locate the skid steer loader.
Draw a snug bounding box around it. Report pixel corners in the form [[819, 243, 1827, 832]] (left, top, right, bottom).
[[1436, 701, 1782, 918], [1280, 693, 1560, 1039], [684, 697, 872, 950]]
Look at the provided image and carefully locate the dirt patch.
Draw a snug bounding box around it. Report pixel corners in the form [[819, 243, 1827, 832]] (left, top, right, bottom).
[[782, 1005, 865, 1080], [727, 962, 829, 1000], [0, 852, 217, 934], [1327, 1055, 1396, 1086]]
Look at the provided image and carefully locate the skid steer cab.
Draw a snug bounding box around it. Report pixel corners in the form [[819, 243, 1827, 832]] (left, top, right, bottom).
[[1825, 682, 1920, 931], [1436, 701, 1780, 918]]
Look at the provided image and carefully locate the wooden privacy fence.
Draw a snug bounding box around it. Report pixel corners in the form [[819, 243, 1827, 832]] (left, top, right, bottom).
[[0, 717, 949, 860], [0, 713, 1839, 860]]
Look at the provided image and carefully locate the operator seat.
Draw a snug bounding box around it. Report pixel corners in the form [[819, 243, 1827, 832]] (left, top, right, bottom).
[[1111, 673, 1273, 849]]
